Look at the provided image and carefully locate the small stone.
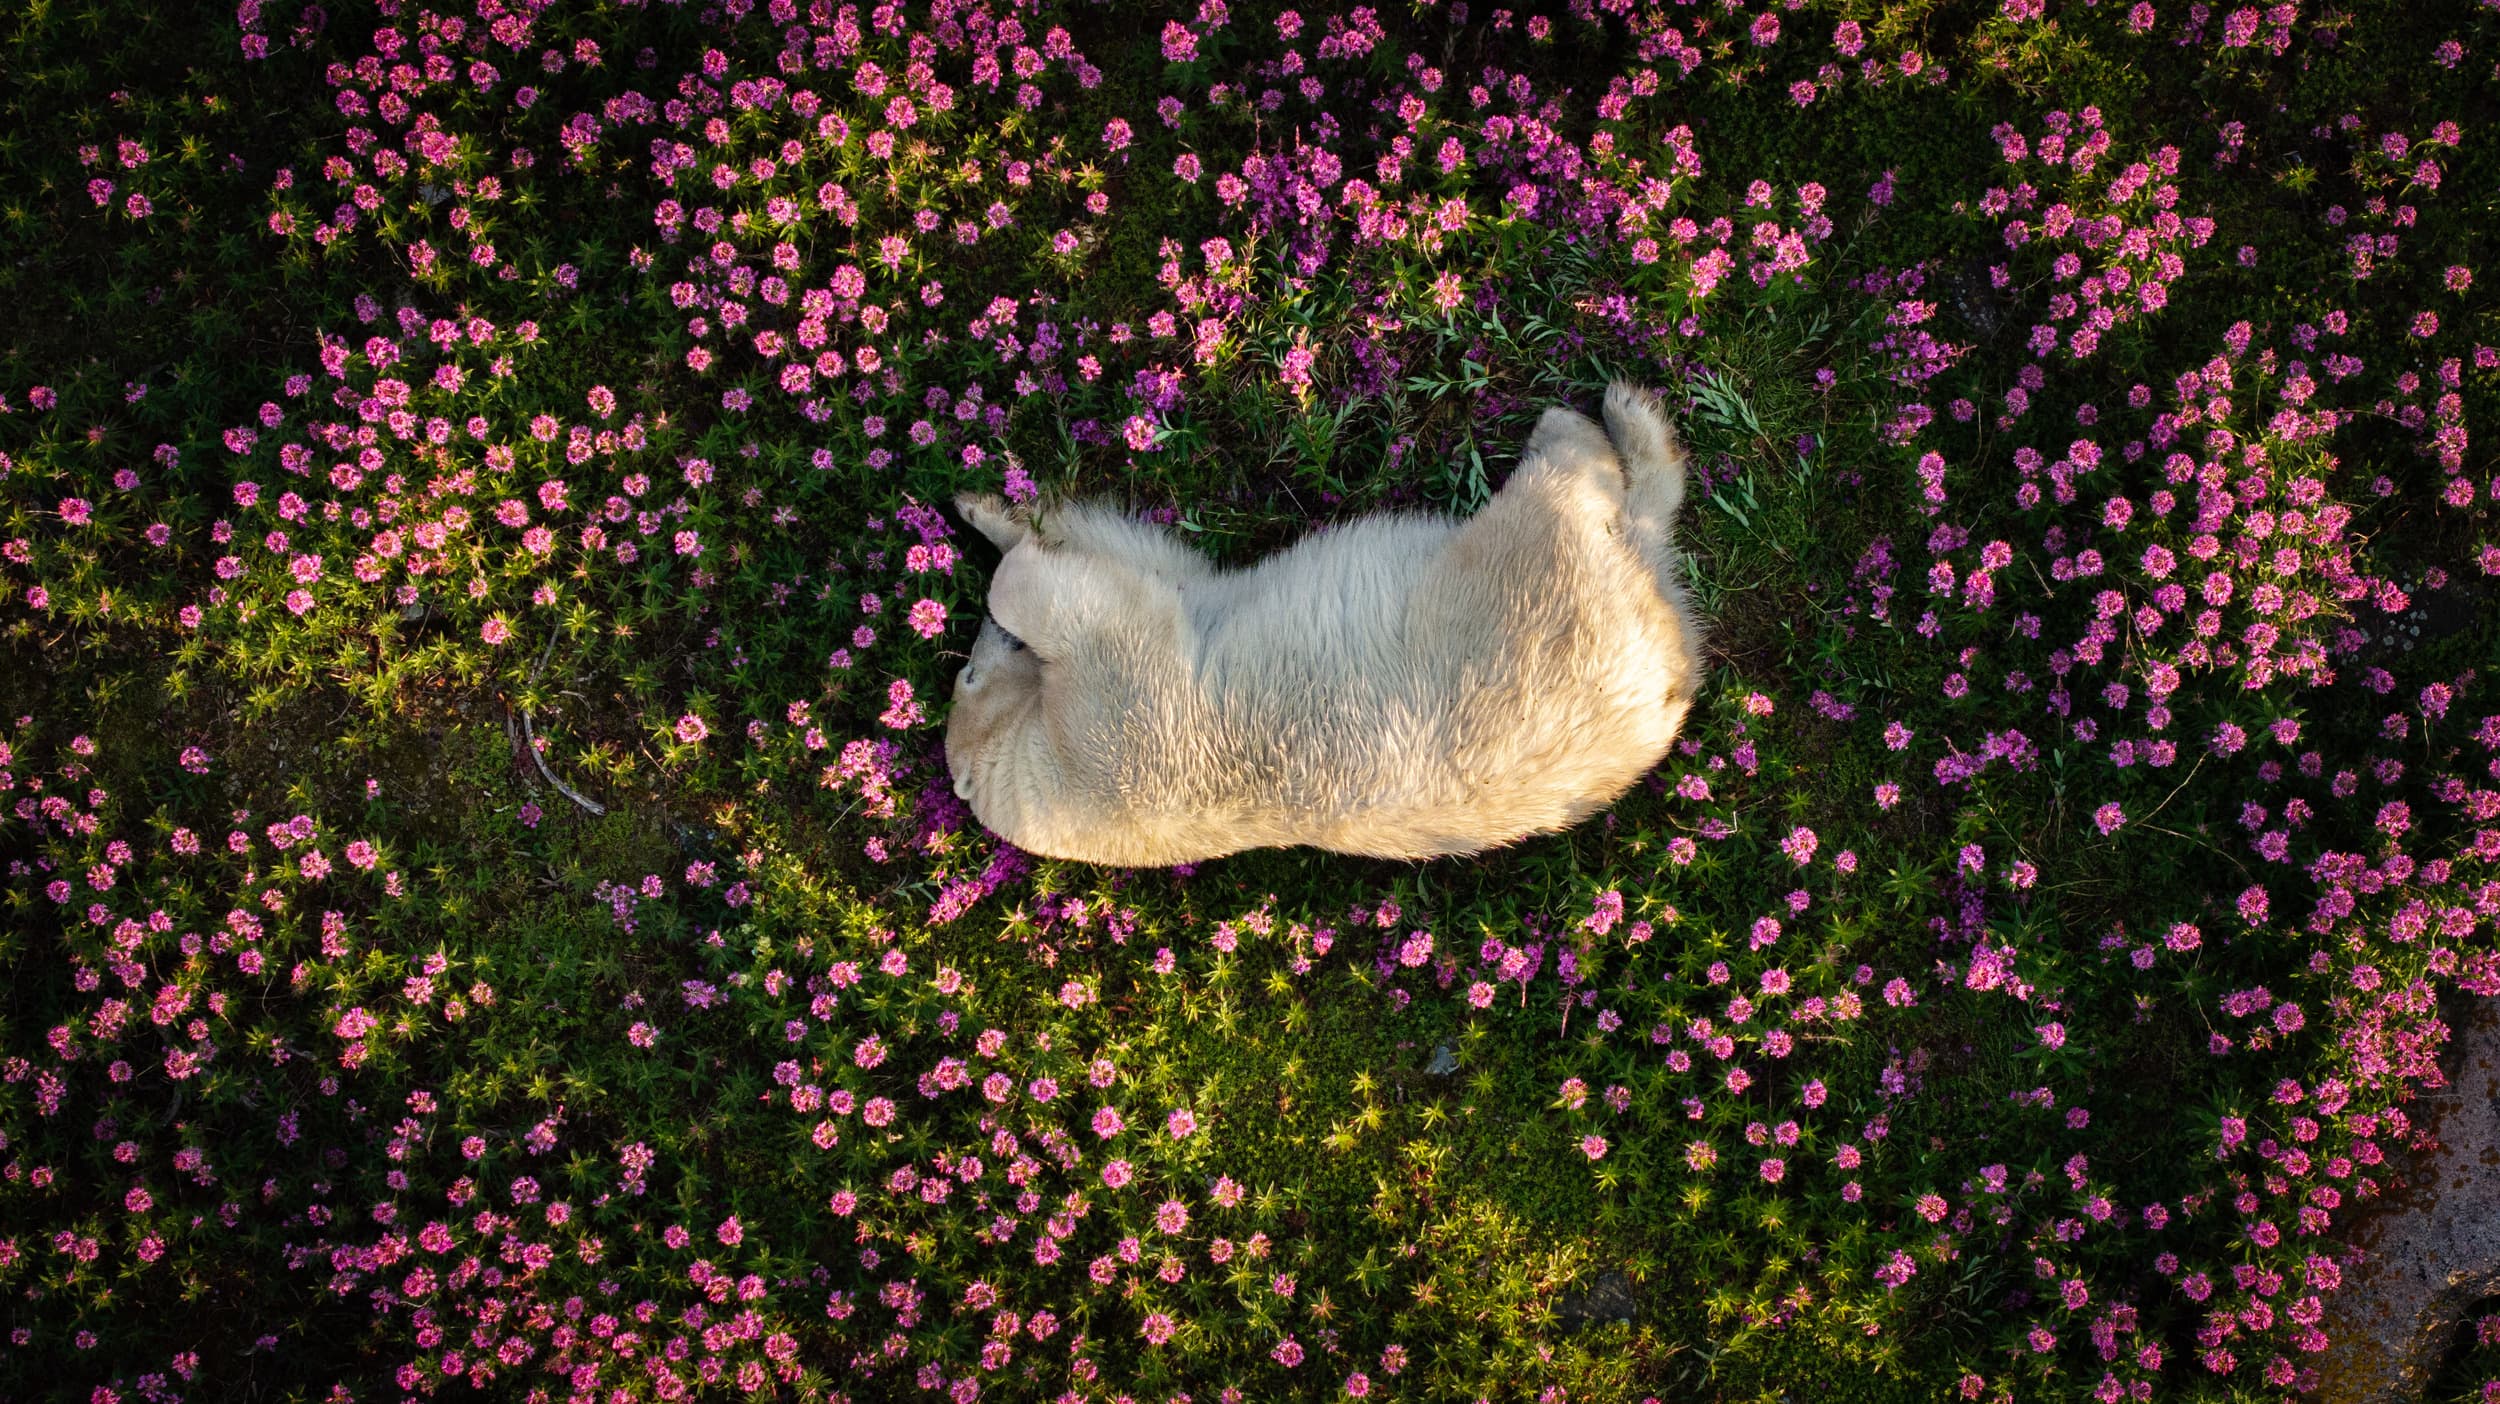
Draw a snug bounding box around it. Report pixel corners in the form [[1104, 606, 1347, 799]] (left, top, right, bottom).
[[1424, 1042, 1458, 1076], [1557, 1270, 1638, 1328]]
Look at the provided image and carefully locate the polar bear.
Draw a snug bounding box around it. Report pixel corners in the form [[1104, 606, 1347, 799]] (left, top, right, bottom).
[[944, 382, 1707, 866]]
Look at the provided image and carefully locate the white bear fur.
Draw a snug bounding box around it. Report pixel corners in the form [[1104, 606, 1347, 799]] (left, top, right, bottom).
[[943, 382, 1707, 866]]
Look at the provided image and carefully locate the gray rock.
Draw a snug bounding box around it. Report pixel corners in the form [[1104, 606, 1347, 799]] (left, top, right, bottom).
[[1425, 1042, 1458, 1077], [2317, 997, 2500, 1403], [2350, 571, 2483, 667], [1557, 1270, 1638, 1328]]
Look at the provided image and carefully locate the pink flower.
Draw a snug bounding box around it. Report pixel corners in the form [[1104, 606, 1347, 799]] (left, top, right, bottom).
[[1580, 1134, 1609, 1160], [716, 1215, 743, 1246], [1166, 1108, 1198, 1139], [1093, 1106, 1125, 1138], [880, 678, 924, 729], [2236, 885, 2270, 925], [1779, 826, 1819, 864], [674, 713, 709, 744]]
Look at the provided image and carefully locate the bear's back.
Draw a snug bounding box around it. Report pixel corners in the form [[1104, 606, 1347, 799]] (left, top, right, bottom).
[[1165, 500, 1678, 854]]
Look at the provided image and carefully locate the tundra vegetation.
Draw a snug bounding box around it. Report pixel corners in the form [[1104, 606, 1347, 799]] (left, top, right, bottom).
[[0, 0, 2494, 1401]]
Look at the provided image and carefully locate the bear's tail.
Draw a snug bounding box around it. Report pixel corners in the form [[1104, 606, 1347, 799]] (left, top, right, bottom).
[[1602, 381, 1687, 528], [1602, 382, 1707, 707]]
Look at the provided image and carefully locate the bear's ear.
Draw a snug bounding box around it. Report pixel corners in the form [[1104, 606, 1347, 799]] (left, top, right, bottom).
[[984, 543, 1073, 661], [987, 542, 1172, 663]]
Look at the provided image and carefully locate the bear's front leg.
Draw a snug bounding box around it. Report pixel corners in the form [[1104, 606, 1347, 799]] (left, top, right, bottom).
[[956, 492, 1032, 552]]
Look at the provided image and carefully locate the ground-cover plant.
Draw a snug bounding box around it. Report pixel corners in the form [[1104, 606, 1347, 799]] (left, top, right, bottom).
[[1, 0, 2493, 1400]]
